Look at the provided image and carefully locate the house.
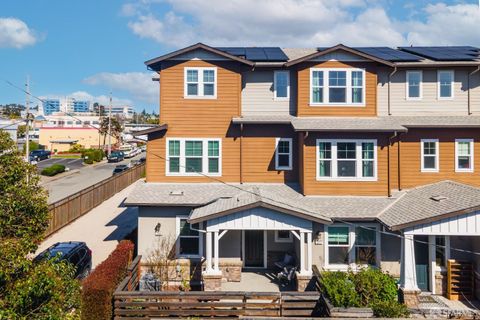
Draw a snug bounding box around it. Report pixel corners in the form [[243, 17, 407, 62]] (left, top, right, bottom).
[[125, 43, 480, 306]]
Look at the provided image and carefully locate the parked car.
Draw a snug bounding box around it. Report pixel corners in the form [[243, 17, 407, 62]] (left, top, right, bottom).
[[139, 156, 146, 163], [112, 164, 129, 175], [34, 241, 92, 279], [29, 149, 51, 161], [107, 151, 125, 163]]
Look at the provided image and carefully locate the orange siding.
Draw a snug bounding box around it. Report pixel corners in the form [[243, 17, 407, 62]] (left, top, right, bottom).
[[296, 61, 378, 117]]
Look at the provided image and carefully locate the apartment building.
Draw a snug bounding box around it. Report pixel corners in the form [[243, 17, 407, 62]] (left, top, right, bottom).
[[126, 43, 480, 304]]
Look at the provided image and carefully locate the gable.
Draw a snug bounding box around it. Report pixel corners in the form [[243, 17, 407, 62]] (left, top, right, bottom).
[[311, 49, 370, 62], [170, 48, 230, 61]]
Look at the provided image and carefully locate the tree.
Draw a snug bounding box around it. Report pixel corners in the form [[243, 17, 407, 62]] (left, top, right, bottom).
[[22, 140, 40, 155], [99, 116, 123, 147], [17, 124, 26, 138], [0, 131, 81, 319]]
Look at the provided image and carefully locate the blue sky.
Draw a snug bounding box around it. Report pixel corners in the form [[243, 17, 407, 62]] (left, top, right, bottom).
[[1, 0, 479, 112]]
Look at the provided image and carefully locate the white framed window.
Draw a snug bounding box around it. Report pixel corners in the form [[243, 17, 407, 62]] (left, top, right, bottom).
[[184, 67, 217, 98], [316, 139, 377, 181], [421, 139, 439, 172], [325, 224, 380, 269], [309, 68, 365, 106], [274, 71, 290, 100], [455, 139, 474, 172], [175, 216, 203, 258], [275, 138, 292, 170], [406, 70, 422, 100], [438, 70, 454, 99], [274, 230, 293, 243], [166, 138, 222, 176]]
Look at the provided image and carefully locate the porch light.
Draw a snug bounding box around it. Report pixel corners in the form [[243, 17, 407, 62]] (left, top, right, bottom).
[[154, 222, 162, 236]]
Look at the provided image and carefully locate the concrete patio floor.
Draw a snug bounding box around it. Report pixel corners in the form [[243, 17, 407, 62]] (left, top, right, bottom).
[[414, 293, 480, 318], [221, 270, 296, 292]]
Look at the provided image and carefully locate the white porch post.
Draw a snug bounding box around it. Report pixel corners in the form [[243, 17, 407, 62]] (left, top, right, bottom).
[[306, 232, 312, 274], [428, 235, 436, 294], [299, 231, 306, 274], [214, 231, 220, 272], [400, 233, 419, 291], [205, 231, 213, 273]]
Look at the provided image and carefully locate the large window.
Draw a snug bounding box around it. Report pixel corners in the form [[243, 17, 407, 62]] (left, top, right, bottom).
[[167, 138, 222, 176], [317, 139, 377, 181], [354, 227, 377, 265], [274, 71, 289, 100], [406, 70, 422, 100], [176, 216, 202, 257], [438, 70, 454, 99], [327, 226, 350, 265], [275, 138, 292, 170], [455, 139, 474, 172], [184, 67, 217, 98], [421, 139, 439, 172], [310, 68, 365, 105]]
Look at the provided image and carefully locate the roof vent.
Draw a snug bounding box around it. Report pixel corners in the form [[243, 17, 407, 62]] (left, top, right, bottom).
[[430, 195, 448, 202], [169, 190, 184, 196]]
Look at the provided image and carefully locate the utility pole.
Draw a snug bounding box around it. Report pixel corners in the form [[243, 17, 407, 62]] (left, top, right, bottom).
[[107, 92, 112, 156], [25, 75, 30, 164]]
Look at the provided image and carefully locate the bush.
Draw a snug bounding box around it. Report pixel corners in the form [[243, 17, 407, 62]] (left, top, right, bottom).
[[69, 143, 85, 153], [81, 240, 134, 320], [82, 149, 104, 164], [352, 267, 398, 306], [371, 300, 410, 318], [320, 271, 360, 308], [40, 164, 66, 176]]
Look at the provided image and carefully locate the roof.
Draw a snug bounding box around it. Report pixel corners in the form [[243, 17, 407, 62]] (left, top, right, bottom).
[[291, 117, 407, 132], [215, 47, 288, 62], [49, 139, 79, 143], [232, 115, 294, 125], [394, 116, 480, 128], [379, 181, 480, 230], [132, 124, 168, 137]]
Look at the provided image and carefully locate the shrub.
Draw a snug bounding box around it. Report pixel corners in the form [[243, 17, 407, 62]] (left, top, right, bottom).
[[81, 240, 134, 320], [92, 149, 104, 162], [320, 271, 360, 308], [69, 143, 85, 153], [371, 300, 410, 318], [40, 164, 66, 176], [82, 149, 104, 164], [351, 267, 398, 306]]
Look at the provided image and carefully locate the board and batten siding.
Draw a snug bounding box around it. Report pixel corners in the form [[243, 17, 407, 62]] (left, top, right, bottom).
[[377, 67, 480, 116], [405, 210, 480, 236], [241, 70, 296, 116]]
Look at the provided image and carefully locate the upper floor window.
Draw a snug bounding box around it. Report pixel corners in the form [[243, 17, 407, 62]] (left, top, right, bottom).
[[421, 139, 439, 172], [184, 67, 217, 98], [274, 71, 290, 100], [275, 138, 292, 170], [455, 139, 474, 172], [406, 70, 422, 100], [438, 70, 454, 99], [317, 139, 377, 181], [310, 68, 365, 106], [167, 138, 221, 176]]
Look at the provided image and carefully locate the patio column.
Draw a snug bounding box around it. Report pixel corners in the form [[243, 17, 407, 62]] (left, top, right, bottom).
[[307, 232, 312, 274], [299, 231, 306, 274], [205, 231, 213, 273], [400, 233, 419, 291], [428, 235, 436, 294], [214, 231, 220, 272]]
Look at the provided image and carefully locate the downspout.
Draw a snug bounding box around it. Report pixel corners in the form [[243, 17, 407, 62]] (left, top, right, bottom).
[[388, 131, 399, 197], [397, 133, 402, 191], [240, 123, 243, 184], [388, 66, 398, 116], [468, 66, 480, 115]]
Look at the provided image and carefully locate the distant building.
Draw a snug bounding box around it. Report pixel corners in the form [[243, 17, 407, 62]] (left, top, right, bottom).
[[0, 118, 18, 142], [73, 100, 90, 113], [43, 99, 61, 115], [42, 97, 91, 115], [109, 106, 134, 119]]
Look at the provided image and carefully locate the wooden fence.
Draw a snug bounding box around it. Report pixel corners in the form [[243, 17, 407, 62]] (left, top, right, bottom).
[[113, 257, 321, 319], [45, 163, 145, 237]]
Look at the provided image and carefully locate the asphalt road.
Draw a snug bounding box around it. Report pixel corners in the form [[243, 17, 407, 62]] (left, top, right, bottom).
[[42, 153, 145, 204], [36, 158, 84, 171]]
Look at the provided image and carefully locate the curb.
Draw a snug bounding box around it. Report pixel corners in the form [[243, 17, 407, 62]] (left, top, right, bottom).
[[40, 169, 80, 185]]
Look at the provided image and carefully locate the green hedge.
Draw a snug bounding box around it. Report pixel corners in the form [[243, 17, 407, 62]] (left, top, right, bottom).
[[82, 149, 105, 164], [40, 164, 66, 176], [81, 240, 134, 320]]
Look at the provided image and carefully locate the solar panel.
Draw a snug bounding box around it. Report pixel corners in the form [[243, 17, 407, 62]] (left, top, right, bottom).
[[399, 46, 480, 61], [216, 47, 288, 61], [263, 47, 289, 61], [245, 48, 268, 61], [355, 47, 423, 62]]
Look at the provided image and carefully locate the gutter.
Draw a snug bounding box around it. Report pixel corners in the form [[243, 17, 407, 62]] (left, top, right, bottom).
[[468, 66, 480, 115]]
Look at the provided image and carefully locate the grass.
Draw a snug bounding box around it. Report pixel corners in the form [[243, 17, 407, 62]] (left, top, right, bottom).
[[52, 154, 81, 159]]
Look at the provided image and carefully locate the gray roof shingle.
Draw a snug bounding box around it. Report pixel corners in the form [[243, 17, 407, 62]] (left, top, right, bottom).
[[291, 117, 407, 132]]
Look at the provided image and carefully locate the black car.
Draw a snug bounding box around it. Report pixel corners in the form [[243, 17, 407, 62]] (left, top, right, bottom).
[[29, 149, 51, 161], [35, 241, 92, 279], [107, 151, 125, 163], [112, 164, 129, 175]]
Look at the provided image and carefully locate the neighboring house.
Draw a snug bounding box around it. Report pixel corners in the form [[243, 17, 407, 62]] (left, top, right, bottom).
[[0, 118, 18, 142], [125, 43, 480, 305]]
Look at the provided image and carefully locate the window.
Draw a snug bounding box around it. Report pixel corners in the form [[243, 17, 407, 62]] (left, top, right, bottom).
[[317, 139, 377, 181], [275, 138, 292, 170], [438, 70, 454, 99], [354, 227, 377, 265], [176, 216, 201, 257], [275, 230, 293, 243], [435, 236, 446, 268], [274, 71, 289, 100], [455, 139, 474, 172], [184, 67, 217, 98], [327, 226, 350, 265], [310, 68, 365, 105], [406, 71, 422, 100], [421, 139, 439, 172], [166, 138, 222, 176]]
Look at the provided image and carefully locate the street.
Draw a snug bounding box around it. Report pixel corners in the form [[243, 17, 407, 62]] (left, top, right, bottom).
[[41, 153, 145, 203], [36, 158, 84, 171]]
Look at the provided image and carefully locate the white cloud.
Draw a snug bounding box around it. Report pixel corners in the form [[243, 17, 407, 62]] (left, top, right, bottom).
[[124, 1, 480, 47], [0, 17, 39, 49], [83, 72, 158, 104]]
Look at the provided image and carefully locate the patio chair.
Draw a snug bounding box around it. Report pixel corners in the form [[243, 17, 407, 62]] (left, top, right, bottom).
[[274, 253, 295, 270], [277, 265, 298, 285]]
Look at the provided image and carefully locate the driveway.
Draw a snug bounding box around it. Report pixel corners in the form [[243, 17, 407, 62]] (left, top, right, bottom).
[[36, 182, 139, 268]]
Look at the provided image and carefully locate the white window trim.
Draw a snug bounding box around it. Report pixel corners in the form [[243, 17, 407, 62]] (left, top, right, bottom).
[[420, 139, 439, 173], [274, 230, 293, 243], [166, 138, 222, 177], [184, 67, 217, 99], [275, 137, 293, 170], [309, 68, 366, 107], [455, 138, 474, 173], [406, 70, 423, 100], [324, 223, 381, 271], [175, 215, 203, 259], [437, 70, 454, 100], [316, 139, 377, 181], [273, 70, 290, 101]]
